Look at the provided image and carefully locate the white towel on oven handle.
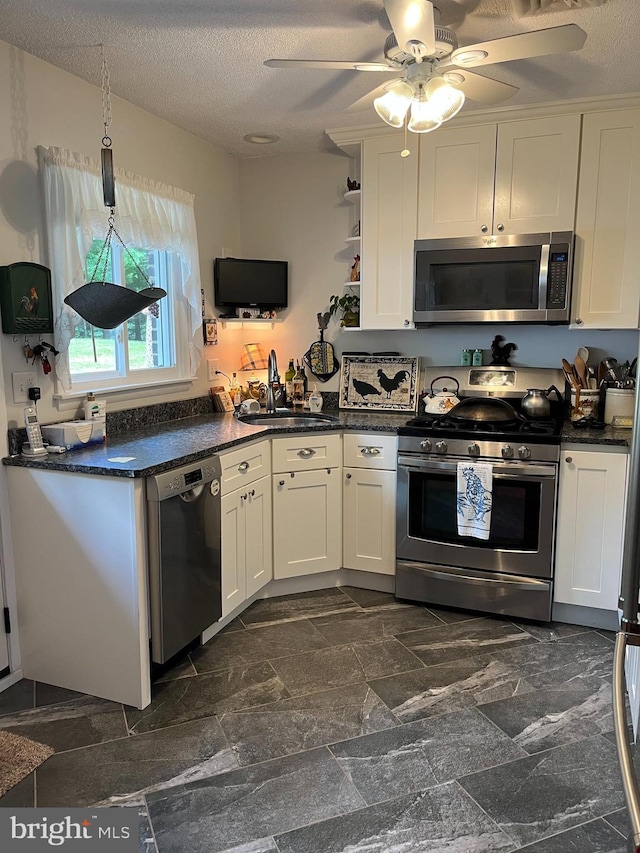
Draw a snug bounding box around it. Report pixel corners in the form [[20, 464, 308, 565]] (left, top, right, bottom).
[[456, 461, 493, 540]]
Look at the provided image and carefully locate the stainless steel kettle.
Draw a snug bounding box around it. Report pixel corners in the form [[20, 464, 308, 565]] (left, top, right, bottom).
[[521, 386, 563, 418]]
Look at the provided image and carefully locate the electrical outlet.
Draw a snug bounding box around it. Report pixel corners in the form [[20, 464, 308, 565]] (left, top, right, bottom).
[[207, 359, 219, 381], [12, 372, 37, 404]]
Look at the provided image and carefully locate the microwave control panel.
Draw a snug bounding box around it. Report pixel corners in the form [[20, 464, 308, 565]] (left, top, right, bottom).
[[546, 247, 570, 308]]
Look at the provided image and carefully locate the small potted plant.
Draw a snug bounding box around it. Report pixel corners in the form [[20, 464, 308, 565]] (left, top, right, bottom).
[[329, 290, 360, 328]]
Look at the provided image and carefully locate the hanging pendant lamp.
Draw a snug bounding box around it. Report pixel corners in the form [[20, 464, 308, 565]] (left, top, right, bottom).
[[64, 46, 166, 330]]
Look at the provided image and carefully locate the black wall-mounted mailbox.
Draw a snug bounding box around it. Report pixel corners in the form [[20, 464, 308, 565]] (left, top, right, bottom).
[[0, 262, 54, 334]]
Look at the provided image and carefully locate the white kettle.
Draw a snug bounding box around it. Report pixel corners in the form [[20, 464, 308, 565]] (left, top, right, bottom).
[[423, 376, 461, 415]]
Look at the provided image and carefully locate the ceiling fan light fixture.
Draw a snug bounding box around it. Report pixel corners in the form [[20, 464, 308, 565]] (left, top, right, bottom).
[[373, 81, 413, 128], [407, 94, 441, 134], [422, 76, 465, 122], [452, 48, 488, 65]]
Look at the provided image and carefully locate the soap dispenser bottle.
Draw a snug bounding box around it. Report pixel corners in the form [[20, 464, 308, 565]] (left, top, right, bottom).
[[308, 385, 323, 413]]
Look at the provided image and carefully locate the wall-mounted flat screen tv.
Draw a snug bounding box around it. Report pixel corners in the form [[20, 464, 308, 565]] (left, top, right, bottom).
[[214, 257, 288, 309]]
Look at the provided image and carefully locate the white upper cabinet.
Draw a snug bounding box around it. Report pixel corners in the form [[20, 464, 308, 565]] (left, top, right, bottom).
[[361, 134, 418, 330], [417, 115, 581, 239], [572, 108, 640, 329]]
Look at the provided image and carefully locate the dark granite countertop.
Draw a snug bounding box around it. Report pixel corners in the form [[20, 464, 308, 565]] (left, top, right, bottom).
[[3, 409, 629, 479]]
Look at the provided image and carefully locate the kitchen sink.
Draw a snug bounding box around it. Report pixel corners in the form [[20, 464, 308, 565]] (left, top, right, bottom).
[[237, 413, 337, 427]]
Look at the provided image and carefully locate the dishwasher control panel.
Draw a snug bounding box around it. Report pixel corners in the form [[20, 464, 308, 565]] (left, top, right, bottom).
[[147, 456, 221, 501]]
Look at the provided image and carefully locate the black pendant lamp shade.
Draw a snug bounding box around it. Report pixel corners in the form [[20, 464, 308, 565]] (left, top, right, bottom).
[[64, 281, 167, 330]]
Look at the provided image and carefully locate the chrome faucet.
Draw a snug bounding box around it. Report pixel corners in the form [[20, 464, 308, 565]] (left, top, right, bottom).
[[266, 349, 280, 413]]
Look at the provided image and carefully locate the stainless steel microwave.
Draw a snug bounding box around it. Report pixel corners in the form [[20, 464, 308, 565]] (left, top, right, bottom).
[[413, 232, 574, 325]]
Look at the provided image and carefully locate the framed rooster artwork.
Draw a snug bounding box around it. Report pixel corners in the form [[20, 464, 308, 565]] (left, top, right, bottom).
[[339, 355, 419, 412]]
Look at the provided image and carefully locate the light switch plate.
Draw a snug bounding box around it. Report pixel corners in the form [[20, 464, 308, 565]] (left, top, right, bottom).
[[207, 359, 219, 381], [12, 371, 37, 404]]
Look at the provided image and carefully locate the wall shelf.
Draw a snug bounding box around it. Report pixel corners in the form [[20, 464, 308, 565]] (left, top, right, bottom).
[[219, 318, 284, 329], [345, 236, 361, 244], [344, 189, 361, 203]]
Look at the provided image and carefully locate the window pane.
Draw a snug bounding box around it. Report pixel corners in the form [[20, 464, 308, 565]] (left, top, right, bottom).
[[69, 240, 117, 376], [128, 250, 175, 371]]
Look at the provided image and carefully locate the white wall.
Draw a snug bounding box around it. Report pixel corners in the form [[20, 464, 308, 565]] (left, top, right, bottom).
[[0, 40, 241, 433], [232, 148, 639, 394]]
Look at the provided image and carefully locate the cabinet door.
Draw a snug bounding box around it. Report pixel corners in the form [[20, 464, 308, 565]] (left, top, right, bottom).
[[272, 469, 342, 578], [554, 449, 628, 611], [572, 109, 640, 329], [343, 467, 396, 575], [493, 115, 580, 234], [417, 124, 496, 239], [221, 490, 247, 617], [361, 134, 417, 329], [245, 475, 273, 599]]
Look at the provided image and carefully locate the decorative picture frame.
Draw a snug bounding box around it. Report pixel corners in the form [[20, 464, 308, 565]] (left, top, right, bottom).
[[339, 355, 419, 412], [203, 318, 218, 346]]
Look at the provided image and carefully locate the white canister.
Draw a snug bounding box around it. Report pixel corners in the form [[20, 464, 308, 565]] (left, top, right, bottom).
[[604, 388, 635, 424], [570, 390, 599, 421]]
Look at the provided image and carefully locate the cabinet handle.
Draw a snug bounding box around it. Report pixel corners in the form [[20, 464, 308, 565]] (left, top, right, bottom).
[[238, 461, 250, 472], [297, 448, 316, 458], [279, 480, 285, 486], [249, 489, 255, 497], [362, 447, 380, 456], [404, 319, 410, 327], [240, 493, 247, 501], [575, 318, 583, 326], [346, 472, 352, 479], [496, 223, 504, 232], [565, 456, 573, 464], [481, 225, 488, 233]]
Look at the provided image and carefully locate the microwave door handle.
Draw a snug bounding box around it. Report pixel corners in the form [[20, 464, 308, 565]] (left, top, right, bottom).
[[538, 243, 550, 310]]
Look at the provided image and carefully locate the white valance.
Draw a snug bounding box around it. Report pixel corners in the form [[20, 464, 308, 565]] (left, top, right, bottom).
[[38, 145, 203, 392]]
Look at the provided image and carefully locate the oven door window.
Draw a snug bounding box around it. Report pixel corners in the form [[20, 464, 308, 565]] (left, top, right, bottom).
[[408, 470, 540, 551]]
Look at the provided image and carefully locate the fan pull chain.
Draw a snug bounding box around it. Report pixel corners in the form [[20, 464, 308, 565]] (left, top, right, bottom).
[[401, 113, 410, 158]]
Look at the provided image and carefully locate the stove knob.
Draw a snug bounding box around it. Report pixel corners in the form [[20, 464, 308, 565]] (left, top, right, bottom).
[[518, 445, 532, 460], [501, 445, 514, 459], [435, 440, 448, 454], [419, 439, 432, 451], [468, 442, 480, 456]]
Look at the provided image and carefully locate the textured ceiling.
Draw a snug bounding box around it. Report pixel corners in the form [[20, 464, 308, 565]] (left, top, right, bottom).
[[0, 0, 637, 156]]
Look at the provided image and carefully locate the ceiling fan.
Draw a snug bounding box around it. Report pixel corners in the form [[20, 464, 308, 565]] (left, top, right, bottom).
[[264, 0, 587, 133]]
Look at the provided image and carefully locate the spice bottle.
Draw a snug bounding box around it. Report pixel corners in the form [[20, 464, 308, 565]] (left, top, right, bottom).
[[472, 349, 483, 367]]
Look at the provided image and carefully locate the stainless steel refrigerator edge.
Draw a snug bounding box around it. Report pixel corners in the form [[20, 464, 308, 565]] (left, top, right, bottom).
[[147, 456, 222, 664]]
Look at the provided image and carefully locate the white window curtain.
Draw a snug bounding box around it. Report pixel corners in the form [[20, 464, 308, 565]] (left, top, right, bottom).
[[38, 146, 203, 393]]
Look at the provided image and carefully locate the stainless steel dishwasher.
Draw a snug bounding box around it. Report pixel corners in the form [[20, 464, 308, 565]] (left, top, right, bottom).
[[147, 456, 222, 663]]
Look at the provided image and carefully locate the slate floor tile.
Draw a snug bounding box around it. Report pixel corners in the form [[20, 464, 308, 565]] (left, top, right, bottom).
[[514, 620, 589, 643], [340, 586, 407, 610], [479, 675, 613, 753], [270, 638, 423, 697], [126, 663, 288, 733], [309, 607, 441, 646], [396, 617, 535, 666], [0, 772, 35, 807], [0, 695, 128, 752], [218, 681, 398, 765], [275, 782, 514, 853], [36, 716, 237, 808], [604, 808, 631, 840], [137, 805, 158, 853], [35, 682, 88, 707], [218, 841, 279, 853], [0, 679, 34, 716], [146, 747, 364, 853], [425, 605, 484, 624], [240, 588, 357, 627], [369, 653, 533, 722], [516, 818, 626, 852], [329, 707, 526, 805], [155, 656, 196, 684], [191, 619, 330, 673], [458, 735, 624, 847]]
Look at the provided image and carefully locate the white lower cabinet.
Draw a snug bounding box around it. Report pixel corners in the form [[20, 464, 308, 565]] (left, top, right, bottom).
[[342, 432, 397, 575], [554, 448, 628, 611], [221, 474, 272, 617], [273, 468, 342, 578]]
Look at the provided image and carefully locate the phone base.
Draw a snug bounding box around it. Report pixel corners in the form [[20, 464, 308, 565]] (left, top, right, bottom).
[[22, 443, 47, 458]]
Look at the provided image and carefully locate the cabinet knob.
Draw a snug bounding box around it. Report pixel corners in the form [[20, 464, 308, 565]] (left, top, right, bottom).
[[565, 456, 573, 464], [346, 472, 352, 479], [279, 480, 285, 486], [480, 225, 488, 233], [575, 318, 583, 326], [238, 461, 249, 472], [404, 319, 410, 326], [496, 223, 504, 232], [249, 489, 255, 497]]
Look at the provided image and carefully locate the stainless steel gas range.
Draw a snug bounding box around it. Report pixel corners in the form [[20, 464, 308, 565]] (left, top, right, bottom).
[[396, 366, 566, 622]]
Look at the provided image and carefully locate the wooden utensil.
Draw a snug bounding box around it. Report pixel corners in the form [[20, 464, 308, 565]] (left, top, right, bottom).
[[575, 355, 588, 389], [562, 358, 578, 389]]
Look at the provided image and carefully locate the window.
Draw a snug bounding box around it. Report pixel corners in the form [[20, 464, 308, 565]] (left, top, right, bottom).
[[39, 146, 203, 396]]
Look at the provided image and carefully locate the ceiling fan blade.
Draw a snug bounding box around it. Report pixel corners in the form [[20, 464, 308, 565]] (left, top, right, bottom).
[[442, 70, 519, 105], [345, 80, 402, 112], [383, 0, 436, 60], [264, 59, 396, 71], [450, 24, 587, 68]]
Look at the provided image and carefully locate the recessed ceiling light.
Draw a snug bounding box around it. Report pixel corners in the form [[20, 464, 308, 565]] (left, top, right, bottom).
[[243, 133, 280, 144]]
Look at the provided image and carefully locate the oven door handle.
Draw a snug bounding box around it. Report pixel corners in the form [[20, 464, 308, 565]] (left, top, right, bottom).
[[397, 457, 557, 479], [419, 566, 551, 591]]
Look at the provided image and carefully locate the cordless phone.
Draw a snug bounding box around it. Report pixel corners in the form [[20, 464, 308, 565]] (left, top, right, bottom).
[[23, 405, 46, 456]]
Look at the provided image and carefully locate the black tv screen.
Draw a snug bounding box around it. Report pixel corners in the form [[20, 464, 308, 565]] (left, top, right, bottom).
[[214, 257, 288, 309]]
